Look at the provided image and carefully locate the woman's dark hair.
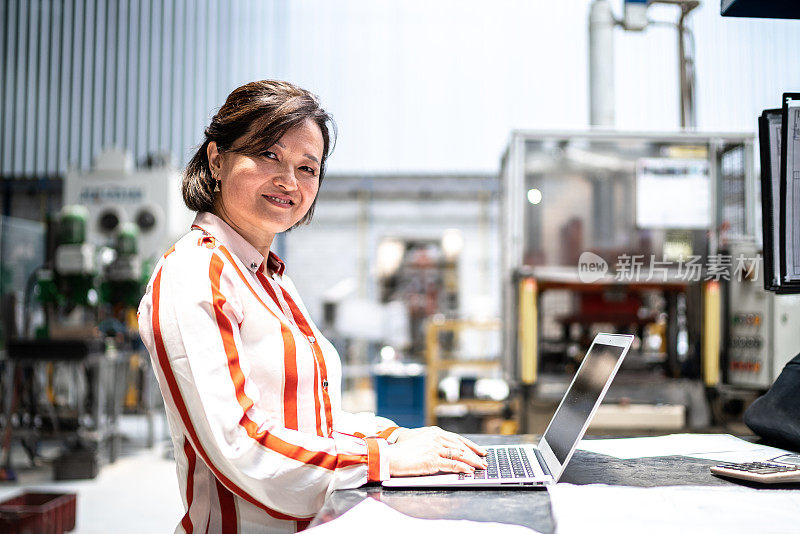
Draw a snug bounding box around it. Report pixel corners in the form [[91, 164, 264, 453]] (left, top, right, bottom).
[[183, 80, 336, 225]]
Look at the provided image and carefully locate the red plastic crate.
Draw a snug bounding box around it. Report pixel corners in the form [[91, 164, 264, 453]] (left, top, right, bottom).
[[0, 492, 76, 534]]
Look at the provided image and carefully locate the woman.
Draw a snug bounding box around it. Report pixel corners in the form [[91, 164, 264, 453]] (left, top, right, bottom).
[[138, 80, 486, 534]]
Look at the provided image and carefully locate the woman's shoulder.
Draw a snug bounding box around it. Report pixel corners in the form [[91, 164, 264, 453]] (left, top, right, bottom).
[[139, 229, 219, 311], [160, 228, 259, 285], [152, 228, 239, 282], [161, 227, 218, 261], [144, 229, 248, 304]]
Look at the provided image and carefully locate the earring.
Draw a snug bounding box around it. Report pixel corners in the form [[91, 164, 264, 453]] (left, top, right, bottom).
[[214, 179, 221, 192]]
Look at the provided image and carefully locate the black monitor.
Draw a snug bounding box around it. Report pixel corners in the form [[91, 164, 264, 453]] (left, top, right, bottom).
[[759, 95, 800, 294], [722, 0, 800, 20], [759, 108, 783, 291]]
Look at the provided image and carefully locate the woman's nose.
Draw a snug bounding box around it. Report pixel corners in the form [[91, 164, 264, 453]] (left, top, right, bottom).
[[274, 166, 298, 190]]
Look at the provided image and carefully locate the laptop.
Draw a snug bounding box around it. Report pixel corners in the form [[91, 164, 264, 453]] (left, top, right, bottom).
[[382, 333, 634, 488]]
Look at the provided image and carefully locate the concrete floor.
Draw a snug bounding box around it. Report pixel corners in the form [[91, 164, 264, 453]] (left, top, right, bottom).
[[0, 414, 182, 533]]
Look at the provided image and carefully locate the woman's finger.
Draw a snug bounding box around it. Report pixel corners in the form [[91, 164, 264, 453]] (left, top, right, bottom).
[[434, 429, 486, 457], [454, 448, 487, 469], [436, 434, 469, 450], [431, 430, 487, 459], [440, 458, 474, 474], [450, 433, 487, 456], [439, 445, 456, 460], [438, 444, 487, 470]]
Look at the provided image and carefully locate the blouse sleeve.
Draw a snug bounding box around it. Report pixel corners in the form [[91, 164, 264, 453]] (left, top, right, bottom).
[[332, 410, 403, 443], [138, 247, 389, 519]]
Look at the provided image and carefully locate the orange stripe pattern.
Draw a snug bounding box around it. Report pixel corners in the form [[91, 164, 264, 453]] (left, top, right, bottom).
[[365, 438, 381, 482], [207, 255, 366, 470], [216, 478, 237, 534], [150, 269, 308, 523], [139, 213, 396, 533], [277, 286, 335, 438], [181, 437, 196, 534], [254, 271, 301, 431], [377, 427, 399, 440]]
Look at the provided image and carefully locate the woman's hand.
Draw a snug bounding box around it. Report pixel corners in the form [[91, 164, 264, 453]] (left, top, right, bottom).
[[387, 426, 487, 477]]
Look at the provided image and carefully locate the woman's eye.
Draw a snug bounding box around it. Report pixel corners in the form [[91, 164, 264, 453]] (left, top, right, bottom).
[[263, 151, 278, 160], [300, 166, 318, 176]]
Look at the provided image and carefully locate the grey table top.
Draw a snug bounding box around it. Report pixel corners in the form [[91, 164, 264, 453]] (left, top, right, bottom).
[[310, 434, 795, 533]]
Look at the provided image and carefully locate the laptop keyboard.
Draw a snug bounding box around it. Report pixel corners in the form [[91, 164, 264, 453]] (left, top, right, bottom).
[[473, 446, 536, 480]]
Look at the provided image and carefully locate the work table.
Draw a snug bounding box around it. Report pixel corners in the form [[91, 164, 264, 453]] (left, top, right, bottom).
[[311, 434, 788, 532]]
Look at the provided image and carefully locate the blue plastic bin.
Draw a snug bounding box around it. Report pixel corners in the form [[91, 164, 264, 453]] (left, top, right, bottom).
[[373, 374, 426, 429]]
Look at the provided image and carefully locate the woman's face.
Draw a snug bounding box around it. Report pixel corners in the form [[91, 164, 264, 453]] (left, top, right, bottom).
[[208, 118, 324, 248]]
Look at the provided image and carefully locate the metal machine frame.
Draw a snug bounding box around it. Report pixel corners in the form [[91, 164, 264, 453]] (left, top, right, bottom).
[[499, 130, 758, 408]]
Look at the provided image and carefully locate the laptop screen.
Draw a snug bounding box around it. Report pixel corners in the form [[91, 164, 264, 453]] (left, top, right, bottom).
[[541, 343, 626, 464]]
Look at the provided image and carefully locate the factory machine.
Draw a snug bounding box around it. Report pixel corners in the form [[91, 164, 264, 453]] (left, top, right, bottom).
[[49, 147, 190, 371], [59, 148, 191, 338], [63, 148, 190, 263], [22, 147, 189, 339], [1, 149, 191, 479], [722, 240, 800, 391], [499, 130, 800, 434]]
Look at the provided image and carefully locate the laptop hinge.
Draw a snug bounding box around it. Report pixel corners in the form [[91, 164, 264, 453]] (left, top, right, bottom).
[[533, 447, 553, 478]]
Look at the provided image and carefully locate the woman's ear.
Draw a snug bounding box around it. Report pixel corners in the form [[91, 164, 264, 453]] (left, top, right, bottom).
[[207, 141, 221, 176]]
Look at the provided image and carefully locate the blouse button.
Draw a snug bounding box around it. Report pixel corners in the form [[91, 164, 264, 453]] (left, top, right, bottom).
[[250, 262, 258, 270], [307, 335, 316, 343]]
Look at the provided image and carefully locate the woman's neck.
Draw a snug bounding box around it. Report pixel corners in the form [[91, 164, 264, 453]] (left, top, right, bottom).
[[212, 207, 274, 267]]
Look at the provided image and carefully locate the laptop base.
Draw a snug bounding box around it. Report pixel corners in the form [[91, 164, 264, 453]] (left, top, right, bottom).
[[382, 444, 554, 489]]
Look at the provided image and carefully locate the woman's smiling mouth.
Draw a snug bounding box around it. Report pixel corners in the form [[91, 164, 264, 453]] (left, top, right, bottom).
[[263, 194, 294, 207]]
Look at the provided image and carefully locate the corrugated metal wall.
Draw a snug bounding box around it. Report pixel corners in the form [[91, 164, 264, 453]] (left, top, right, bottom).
[[0, 0, 283, 177], [4, 1, 800, 176]]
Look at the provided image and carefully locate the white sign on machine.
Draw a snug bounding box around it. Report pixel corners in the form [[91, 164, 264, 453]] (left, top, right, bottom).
[[635, 158, 710, 229]]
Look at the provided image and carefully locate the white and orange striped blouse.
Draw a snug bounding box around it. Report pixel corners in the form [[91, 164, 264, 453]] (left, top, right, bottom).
[[138, 212, 399, 534]]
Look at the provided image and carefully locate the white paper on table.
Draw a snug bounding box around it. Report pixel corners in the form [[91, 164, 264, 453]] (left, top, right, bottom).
[[306, 496, 541, 534], [688, 444, 792, 463], [548, 483, 800, 534], [577, 433, 790, 461]]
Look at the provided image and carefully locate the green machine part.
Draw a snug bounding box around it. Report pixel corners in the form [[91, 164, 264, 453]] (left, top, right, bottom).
[[38, 205, 97, 308], [101, 223, 145, 308], [57, 205, 89, 245], [115, 222, 138, 256]]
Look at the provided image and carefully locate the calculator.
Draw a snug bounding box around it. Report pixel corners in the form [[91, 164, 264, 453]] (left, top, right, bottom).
[[710, 461, 800, 484]]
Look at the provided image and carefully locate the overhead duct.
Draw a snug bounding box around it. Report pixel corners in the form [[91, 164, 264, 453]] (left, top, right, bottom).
[[587, 0, 700, 129], [588, 0, 616, 128]]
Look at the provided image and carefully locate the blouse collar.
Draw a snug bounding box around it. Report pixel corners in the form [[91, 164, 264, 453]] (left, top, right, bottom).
[[191, 212, 285, 276]]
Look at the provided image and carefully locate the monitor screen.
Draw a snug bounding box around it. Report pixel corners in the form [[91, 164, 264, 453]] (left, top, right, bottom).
[[760, 109, 783, 291], [542, 343, 626, 464], [781, 95, 800, 287]]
